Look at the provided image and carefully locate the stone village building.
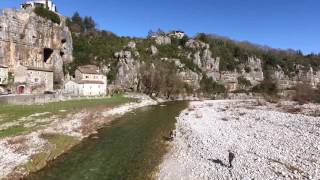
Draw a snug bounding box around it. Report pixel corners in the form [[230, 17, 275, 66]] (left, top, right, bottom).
[[64, 65, 107, 96], [21, 0, 57, 12], [14, 65, 53, 94]]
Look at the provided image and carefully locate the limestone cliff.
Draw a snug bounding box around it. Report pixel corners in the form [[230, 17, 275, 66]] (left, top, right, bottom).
[[109, 38, 320, 96], [0, 8, 72, 91], [114, 50, 140, 91]]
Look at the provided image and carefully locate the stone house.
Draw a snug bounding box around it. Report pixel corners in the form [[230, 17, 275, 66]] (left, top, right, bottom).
[[13, 65, 53, 94], [0, 65, 8, 85], [64, 65, 107, 96], [21, 0, 57, 12]]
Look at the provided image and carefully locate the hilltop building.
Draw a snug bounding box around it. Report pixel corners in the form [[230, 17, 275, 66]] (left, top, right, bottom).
[[64, 65, 107, 96], [169, 30, 185, 39], [21, 0, 57, 12]]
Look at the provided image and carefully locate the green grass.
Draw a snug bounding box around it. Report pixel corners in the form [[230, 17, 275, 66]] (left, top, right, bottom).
[[0, 95, 134, 138], [0, 95, 133, 122], [34, 7, 61, 24], [25, 134, 80, 173], [0, 126, 31, 138]]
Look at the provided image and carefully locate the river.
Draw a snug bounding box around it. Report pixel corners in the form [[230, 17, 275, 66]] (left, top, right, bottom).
[[26, 101, 188, 180]]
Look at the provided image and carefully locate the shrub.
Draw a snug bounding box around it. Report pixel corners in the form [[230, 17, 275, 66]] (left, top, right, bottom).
[[200, 75, 226, 94], [292, 83, 320, 104], [244, 66, 251, 73], [237, 76, 251, 89], [139, 61, 186, 98], [34, 7, 60, 24], [252, 80, 278, 95]]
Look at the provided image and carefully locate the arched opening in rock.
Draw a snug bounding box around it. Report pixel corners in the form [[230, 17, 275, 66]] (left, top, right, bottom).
[[43, 48, 54, 63], [60, 51, 65, 57], [61, 39, 67, 44]]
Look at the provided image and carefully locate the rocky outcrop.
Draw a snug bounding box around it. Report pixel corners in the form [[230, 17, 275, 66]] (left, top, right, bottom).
[[242, 57, 264, 85], [114, 50, 140, 91], [0, 8, 73, 88], [186, 39, 268, 91], [186, 40, 220, 80], [273, 66, 320, 89], [162, 58, 201, 89], [150, 45, 158, 55], [155, 36, 171, 45], [111, 38, 319, 94]]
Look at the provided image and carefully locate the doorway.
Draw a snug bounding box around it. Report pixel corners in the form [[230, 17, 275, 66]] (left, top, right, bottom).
[[18, 86, 25, 94]]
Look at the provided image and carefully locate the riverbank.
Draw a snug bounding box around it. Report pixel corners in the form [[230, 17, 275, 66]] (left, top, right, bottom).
[[157, 100, 320, 179], [26, 101, 188, 180], [0, 93, 157, 179]]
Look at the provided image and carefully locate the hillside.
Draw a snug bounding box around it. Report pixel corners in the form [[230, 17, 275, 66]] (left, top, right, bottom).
[[65, 13, 320, 100]]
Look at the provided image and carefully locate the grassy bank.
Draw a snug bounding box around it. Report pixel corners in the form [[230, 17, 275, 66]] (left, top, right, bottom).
[[25, 134, 80, 173], [0, 95, 134, 138]]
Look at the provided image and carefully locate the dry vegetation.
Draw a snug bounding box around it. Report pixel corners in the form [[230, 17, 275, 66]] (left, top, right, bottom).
[[292, 84, 320, 104]]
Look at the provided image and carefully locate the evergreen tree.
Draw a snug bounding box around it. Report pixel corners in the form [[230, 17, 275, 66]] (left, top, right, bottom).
[[83, 16, 96, 32], [70, 12, 84, 32]]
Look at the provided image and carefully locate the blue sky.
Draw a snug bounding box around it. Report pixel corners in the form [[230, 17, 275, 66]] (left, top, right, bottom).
[[1, 0, 319, 54]]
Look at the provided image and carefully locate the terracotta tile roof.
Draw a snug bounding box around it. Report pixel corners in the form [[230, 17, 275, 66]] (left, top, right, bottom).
[[77, 65, 100, 74], [77, 80, 105, 84]]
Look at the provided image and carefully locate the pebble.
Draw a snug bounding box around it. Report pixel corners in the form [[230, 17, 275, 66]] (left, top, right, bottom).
[[157, 100, 320, 180]]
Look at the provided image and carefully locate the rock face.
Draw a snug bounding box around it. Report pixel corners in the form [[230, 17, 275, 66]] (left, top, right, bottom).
[[155, 36, 171, 45], [186, 39, 265, 91], [150, 45, 158, 55], [273, 66, 320, 89], [0, 8, 73, 92], [111, 38, 320, 94], [162, 58, 201, 90], [114, 50, 140, 91]]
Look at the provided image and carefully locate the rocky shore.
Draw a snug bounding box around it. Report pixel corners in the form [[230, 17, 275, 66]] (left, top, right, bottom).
[[157, 100, 320, 180], [0, 94, 157, 179]]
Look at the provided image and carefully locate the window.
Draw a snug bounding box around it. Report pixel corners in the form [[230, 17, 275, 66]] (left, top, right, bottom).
[[34, 78, 39, 83], [86, 76, 89, 79]]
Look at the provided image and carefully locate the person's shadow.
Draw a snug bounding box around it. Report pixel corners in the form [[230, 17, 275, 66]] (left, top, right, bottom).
[[208, 151, 235, 168]]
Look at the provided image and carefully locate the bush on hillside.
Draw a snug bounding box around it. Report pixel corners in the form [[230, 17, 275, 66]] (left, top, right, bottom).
[[200, 75, 226, 94], [34, 7, 60, 24], [237, 76, 251, 89], [140, 61, 187, 98], [292, 83, 320, 104], [252, 80, 278, 95]]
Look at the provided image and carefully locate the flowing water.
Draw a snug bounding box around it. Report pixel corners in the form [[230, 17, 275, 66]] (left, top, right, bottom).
[[26, 101, 188, 180]]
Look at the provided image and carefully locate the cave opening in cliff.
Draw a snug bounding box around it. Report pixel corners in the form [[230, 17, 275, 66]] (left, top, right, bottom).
[[43, 48, 54, 62], [60, 51, 65, 57], [61, 39, 67, 44]]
